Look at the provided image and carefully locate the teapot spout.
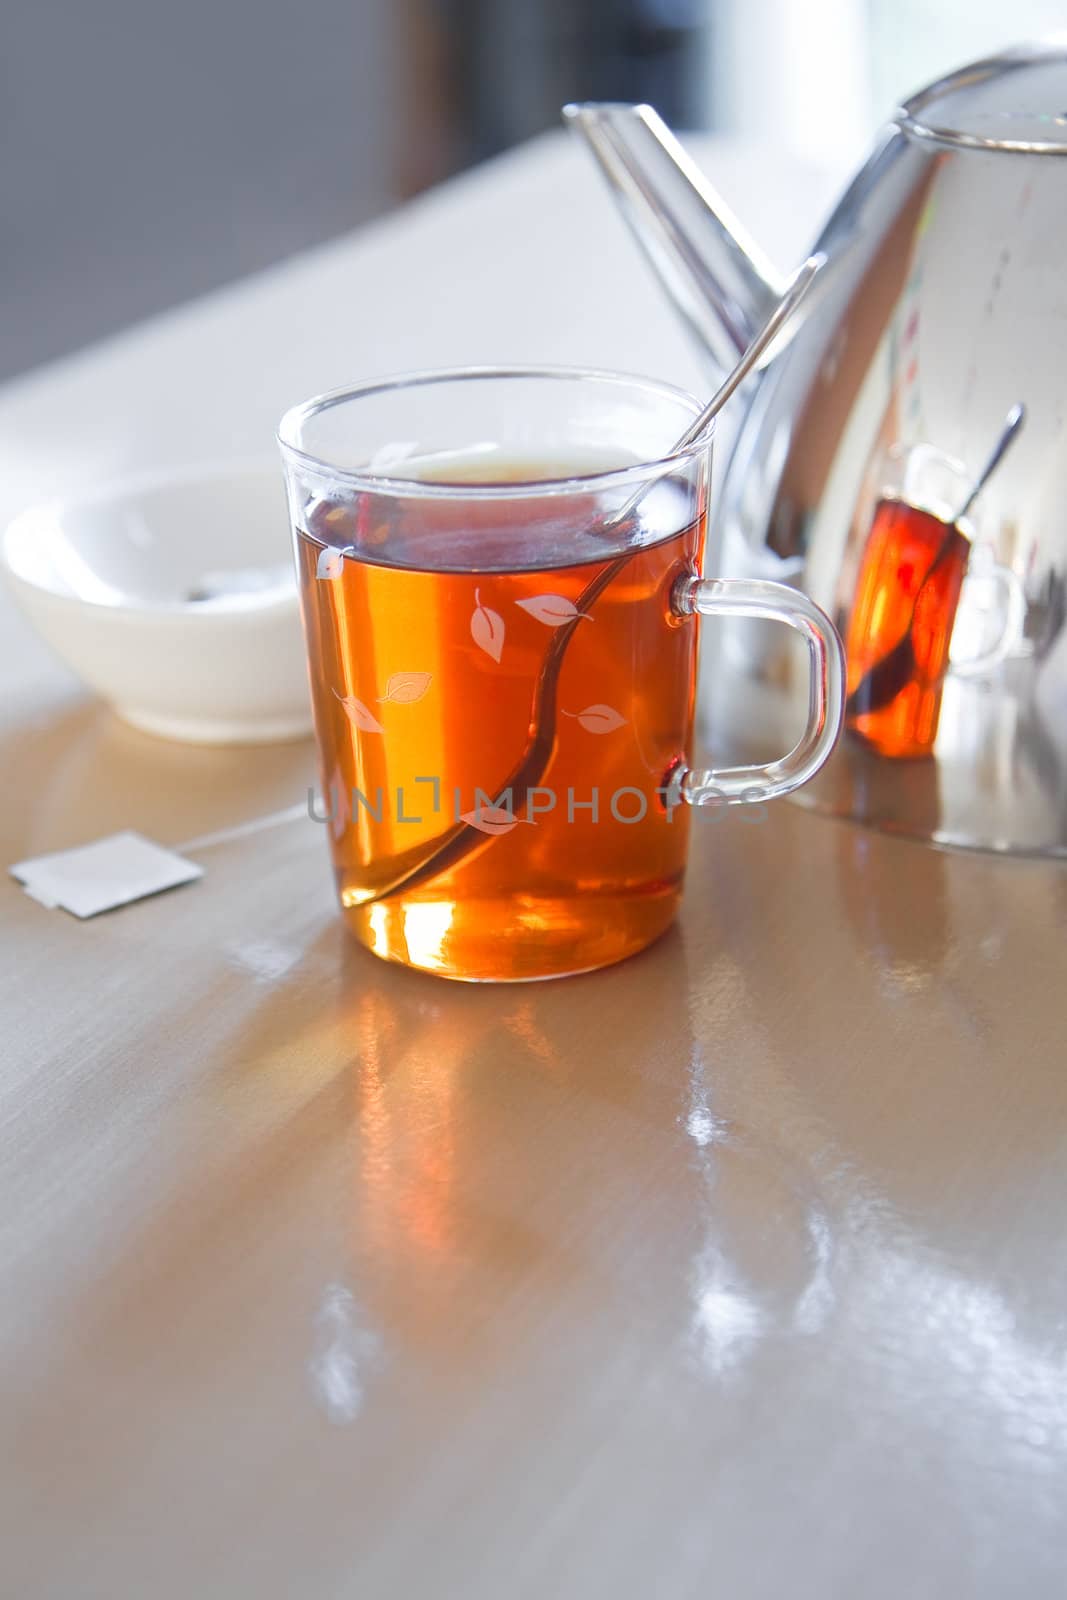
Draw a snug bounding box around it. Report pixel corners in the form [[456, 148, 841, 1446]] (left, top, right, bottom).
[[563, 102, 782, 376]]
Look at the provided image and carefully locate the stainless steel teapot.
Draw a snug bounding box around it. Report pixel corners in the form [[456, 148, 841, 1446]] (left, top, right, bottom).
[[567, 42, 1067, 856]]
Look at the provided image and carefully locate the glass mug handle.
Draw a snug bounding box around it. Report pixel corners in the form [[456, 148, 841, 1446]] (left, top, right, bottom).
[[672, 575, 846, 804], [949, 560, 1027, 680]]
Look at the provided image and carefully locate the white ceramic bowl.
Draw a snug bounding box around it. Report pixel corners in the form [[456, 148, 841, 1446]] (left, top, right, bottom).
[[1, 462, 313, 744]]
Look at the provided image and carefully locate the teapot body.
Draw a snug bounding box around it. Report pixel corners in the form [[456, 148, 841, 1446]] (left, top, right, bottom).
[[710, 108, 1067, 855], [572, 51, 1067, 854]]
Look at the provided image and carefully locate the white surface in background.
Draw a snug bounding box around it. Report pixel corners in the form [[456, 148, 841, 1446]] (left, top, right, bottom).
[[710, 0, 875, 167], [0, 134, 843, 519], [707, 1, 1067, 172]]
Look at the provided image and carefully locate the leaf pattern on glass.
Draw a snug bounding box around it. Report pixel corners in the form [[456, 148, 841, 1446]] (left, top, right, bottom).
[[562, 703, 627, 734], [316, 544, 354, 580], [332, 688, 383, 733], [515, 594, 593, 626], [377, 671, 432, 705], [470, 588, 505, 662], [460, 804, 528, 836]]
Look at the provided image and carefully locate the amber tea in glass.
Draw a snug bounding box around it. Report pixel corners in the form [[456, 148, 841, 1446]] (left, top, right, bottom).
[[280, 369, 844, 981]]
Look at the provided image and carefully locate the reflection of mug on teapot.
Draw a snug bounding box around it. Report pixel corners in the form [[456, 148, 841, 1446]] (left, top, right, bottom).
[[845, 425, 1026, 759]]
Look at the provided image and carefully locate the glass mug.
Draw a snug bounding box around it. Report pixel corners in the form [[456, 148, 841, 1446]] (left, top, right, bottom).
[[278, 368, 844, 981]]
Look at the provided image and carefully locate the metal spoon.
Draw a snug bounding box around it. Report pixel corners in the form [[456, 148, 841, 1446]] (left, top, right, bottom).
[[954, 402, 1026, 524], [670, 253, 826, 451], [598, 252, 826, 536]]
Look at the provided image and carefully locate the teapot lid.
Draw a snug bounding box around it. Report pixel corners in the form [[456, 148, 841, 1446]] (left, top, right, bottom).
[[897, 39, 1067, 154]]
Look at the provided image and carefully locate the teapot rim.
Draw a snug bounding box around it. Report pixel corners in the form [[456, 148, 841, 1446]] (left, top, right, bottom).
[[896, 38, 1067, 156]]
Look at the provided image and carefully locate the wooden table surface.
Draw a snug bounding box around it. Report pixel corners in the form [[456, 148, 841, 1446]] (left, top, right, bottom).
[[3, 134, 1066, 1599]]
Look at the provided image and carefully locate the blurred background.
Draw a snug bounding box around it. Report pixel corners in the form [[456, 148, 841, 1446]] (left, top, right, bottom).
[[3, 0, 1065, 383]]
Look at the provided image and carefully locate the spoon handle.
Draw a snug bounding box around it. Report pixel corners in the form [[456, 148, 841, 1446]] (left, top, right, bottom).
[[669, 253, 826, 455], [954, 402, 1026, 523], [597, 253, 826, 541]]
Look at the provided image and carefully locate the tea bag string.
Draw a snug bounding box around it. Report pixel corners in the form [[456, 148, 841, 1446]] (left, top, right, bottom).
[[177, 802, 306, 855]]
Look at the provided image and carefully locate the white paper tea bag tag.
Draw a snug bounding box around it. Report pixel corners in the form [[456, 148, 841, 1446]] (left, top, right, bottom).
[[10, 830, 203, 919]]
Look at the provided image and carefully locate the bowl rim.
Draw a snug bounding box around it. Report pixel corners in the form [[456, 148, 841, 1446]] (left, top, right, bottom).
[[1, 456, 294, 618]]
